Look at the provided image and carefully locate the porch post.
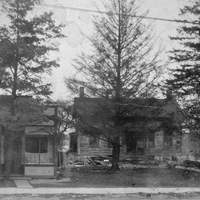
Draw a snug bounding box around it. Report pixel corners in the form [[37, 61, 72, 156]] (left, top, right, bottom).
[[21, 134, 25, 166], [0, 135, 4, 164], [0, 134, 3, 173], [77, 132, 81, 155], [53, 135, 58, 176]]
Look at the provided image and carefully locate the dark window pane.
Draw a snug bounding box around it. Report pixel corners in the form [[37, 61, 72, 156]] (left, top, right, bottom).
[[70, 134, 77, 152], [39, 137, 48, 153], [25, 136, 48, 153], [26, 137, 39, 153]]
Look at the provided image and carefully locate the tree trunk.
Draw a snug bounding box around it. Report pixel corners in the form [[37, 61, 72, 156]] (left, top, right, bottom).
[[111, 137, 120, 171]]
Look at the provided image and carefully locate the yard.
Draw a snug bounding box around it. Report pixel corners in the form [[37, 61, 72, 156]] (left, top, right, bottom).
[[1, 167, 200, 188], [30, 167, 200, 188]]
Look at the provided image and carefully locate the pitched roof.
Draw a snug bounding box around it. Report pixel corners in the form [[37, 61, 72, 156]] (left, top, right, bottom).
[[74, 96, 184, 123]]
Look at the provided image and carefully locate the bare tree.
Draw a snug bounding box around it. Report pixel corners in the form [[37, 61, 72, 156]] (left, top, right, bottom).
[[66, 0, 163, 170]]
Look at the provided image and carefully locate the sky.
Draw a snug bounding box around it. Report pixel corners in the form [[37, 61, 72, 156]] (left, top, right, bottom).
[[44, 0, 185, 100], [0, 0, 187, 100]]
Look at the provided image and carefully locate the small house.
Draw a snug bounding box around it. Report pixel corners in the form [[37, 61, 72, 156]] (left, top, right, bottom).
[[0, 96, 61, 177], [66, 89, 185, 164]]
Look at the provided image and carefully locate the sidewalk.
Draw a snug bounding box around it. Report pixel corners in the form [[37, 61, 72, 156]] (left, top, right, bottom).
[[1, 187, 200, 195]]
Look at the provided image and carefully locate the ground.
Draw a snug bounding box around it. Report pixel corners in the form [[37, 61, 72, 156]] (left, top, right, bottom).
[[1, 194, 200, 200], [0, 180, 15, 188], [1, 168, 200, 188], [31, 168, 200, 188]]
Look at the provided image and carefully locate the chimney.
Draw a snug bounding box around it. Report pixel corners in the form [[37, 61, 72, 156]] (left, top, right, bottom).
[[79, 87, 84, 98]]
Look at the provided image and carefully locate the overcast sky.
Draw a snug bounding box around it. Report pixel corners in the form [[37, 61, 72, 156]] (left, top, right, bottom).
[[47, 0, 186, 100], [0, 0, 187, 100]]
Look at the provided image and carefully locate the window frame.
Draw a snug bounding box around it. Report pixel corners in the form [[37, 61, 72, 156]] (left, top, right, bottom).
[[25, 135, 49, 164]]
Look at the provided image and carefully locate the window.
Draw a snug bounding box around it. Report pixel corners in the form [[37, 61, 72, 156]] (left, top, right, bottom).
[[89, 136, 99, 147], [25, 136, 53, 164], [26, 136, 48, 153], [69, 133, 78, 153]]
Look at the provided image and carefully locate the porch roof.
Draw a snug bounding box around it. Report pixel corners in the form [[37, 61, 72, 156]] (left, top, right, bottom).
[[25, 126, 54, 136]]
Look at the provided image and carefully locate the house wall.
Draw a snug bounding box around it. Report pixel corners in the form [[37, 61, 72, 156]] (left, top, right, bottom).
[[78, 134, 127, 158], [78, 134, 112, 157], [64, 132, 126, 165], [68, 129, 182, 163], [181, 133, 200, 160], [148, 130, 182, 157], [64, 122, 183, 167]]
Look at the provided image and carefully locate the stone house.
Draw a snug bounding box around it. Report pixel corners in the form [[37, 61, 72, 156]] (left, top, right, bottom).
[[66, 89, 185, 164], [0, 95, 62, 177]]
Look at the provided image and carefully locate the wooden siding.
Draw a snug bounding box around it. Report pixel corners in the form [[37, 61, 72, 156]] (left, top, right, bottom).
[[76, 130, 181, 160], [77, 134, 127, 158], [78, 135, 112, 157]]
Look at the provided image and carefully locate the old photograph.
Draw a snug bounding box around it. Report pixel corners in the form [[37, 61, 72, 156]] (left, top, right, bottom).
[[0, 0, 200, 199]]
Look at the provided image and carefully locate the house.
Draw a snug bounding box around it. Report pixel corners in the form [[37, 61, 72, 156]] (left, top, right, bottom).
[[66, 88, 185, 164], [0, 95, 62, 177]]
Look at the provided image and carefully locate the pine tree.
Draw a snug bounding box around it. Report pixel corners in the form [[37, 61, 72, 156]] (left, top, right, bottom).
[[0, 0, 64, 176], [0, 0, 64, 98], [66, 0, 162, 170], [167, 0, 200, 131]]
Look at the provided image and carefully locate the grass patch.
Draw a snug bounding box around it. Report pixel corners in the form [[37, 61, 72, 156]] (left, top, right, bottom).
[[31, 168, 200, 188]]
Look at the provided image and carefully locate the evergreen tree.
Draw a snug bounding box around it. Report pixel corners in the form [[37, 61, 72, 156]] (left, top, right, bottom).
[[0, 0, 64, 98], [66, 0, 162, 170], [167, 0, 200, 131], [0, 0, 64, 176]]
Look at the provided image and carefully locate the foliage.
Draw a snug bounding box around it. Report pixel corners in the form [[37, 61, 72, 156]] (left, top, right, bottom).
[[167, 0, 200, 131], [67, 0, 162, 99], [56, 101, 75, 134], [67, 0, 163, 169], [0, 0, 64, 176], [0, 0, 65, 130], [0, 0, 65, 97]]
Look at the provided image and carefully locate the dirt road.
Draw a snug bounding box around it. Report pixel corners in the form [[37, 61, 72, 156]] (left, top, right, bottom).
[[0, 194, 200, 200]]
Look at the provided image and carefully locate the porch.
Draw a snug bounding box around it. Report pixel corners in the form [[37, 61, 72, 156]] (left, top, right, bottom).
[[0, 127, 56, 177]]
